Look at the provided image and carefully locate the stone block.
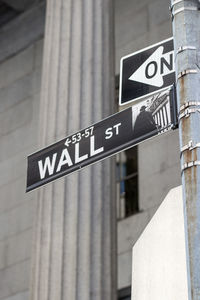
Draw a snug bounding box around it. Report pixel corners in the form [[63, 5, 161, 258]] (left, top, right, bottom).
[[0, 3, 45, 64], [139, 130, 180, 177], [31, 92, 41, 126], [0, 97, 33, 137], [0, 260, 30, 299], [0, 76, 32, 114], [0, 115, 39, 164], [0, 228, 32, 270], [139, 163, 181, 211], [0, 241, 6, 270], [32, 68, 42, 95], [0, 155, 25, 187], [0, 145, 35, 187], [148, 0, 170, 28], [138, 129, 181, 211], [0, 46, 34, 89], [3, 290, 29, 300], [0, 68, 41, 114], [34, 39, 44, 69], [0, 199, 36, 241], [0, 178, 35, 215], [118, 250, 132, 289], [118, 211, 149, 254], [115, 7, 148, 50], [148, 21, 172, 45], [115, 0, 149, 20]]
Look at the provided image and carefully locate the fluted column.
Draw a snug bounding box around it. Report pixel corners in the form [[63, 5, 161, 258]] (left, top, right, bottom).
[[30, 0, 116, 300]]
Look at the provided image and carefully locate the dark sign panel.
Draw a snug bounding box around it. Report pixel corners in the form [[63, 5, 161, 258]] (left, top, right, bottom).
[[27, 89, 177, 192], [119, 38, 175, 105]]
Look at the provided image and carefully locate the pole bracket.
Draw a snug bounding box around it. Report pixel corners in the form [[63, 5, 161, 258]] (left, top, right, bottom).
[[180, 140, 200, 155], [175, 7, 199, 16], [170, 0, 200, 20], [178, 69, 198, 79], [179, 101, 200, 111], [181, 160, 200, 172], [176, 46, 196, 54], [170, 0, 184, 10], [170, 0, 200, 9], [179, 107, 200, 120]]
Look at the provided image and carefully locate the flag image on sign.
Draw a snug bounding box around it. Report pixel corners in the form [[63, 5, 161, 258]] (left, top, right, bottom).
[[119, 38, 175, 105]]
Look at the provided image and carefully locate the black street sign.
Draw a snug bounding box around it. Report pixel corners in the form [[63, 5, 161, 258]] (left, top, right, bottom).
[[119, 38, 175, 105], [26, 89, 177, 192]]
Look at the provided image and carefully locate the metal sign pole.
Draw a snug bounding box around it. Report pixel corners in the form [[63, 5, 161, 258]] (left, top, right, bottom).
[[171, 1, 200, 299]]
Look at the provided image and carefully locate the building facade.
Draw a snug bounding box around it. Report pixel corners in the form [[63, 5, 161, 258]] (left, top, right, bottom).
[[0, 0, 181, 299]]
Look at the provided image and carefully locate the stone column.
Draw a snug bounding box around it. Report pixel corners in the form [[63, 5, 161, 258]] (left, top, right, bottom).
[[30, 0, 116, 300]]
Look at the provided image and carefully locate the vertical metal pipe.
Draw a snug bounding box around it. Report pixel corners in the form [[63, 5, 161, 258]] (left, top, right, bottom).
[[171, 1, 200, 299]]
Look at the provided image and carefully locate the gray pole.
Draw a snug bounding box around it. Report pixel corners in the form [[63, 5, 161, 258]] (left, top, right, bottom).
[[171, 1, 200, 299], [30, 0, 116, 299]]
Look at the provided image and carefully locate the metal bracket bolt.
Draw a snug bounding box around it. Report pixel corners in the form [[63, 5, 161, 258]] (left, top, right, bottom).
[[176, 46, 196, 54], [178, 69, 198, 79], [174, 7, 199, 17], [170, 0, 184, 10], [180, 140, 200, 156], [179, 101, 200, 111], [170, 1, 200, 20], [179, 107, 200, 120], [182, 160, 200, 172]]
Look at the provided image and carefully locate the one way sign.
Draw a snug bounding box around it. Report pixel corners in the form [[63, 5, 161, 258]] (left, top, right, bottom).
[[119, 38, 175, 105]]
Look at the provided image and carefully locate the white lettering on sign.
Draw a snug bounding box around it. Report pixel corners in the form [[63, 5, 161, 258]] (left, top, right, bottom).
[[38, 134, 105, 179], [75, 143, 88, 163], [105, 127, 113, 139], [38, 154, 57, 179], [90, 135, 104, 156], [113, 123, 121, 135], [56, 148, 73, 172], [65, 126, 94, 147], [128, 46, 174, 87], [105, 123, 122, 139]]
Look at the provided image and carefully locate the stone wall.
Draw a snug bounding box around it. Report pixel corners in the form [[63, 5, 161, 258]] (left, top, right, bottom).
[[115, 0, 172, 74], [0, 39, 43, 300]]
